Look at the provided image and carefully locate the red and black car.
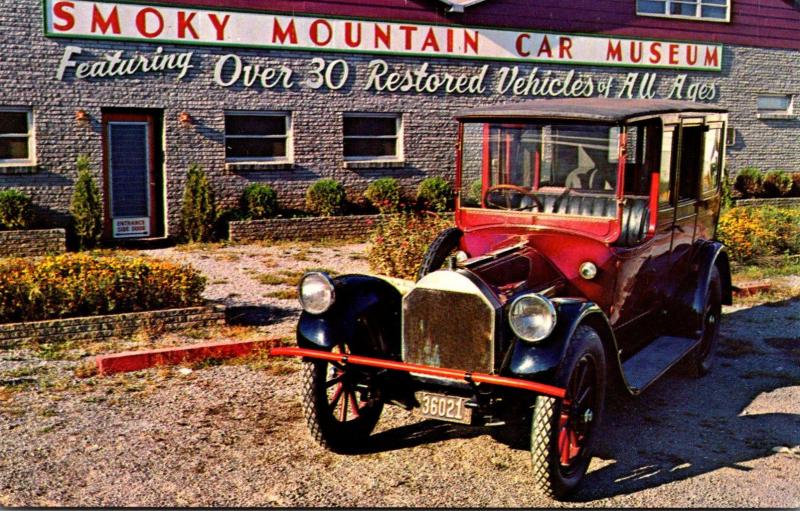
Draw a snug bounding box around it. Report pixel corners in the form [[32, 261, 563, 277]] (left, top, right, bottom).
[[272, 98, 733, 498]]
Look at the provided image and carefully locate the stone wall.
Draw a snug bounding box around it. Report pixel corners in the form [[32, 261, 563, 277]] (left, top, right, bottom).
[[229, 215, 382, 243], [733, 197, 800, 208], [0, 306, 226, 348], [0, 228, 66, 258]]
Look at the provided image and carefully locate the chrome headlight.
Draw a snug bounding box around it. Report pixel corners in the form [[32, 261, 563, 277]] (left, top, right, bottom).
[[508, 293, 557, 343], [298, 272, 335, 314]]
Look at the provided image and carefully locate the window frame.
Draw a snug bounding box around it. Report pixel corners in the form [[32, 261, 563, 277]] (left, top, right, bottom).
[[0, 108, 35, 166], [635, 0, 731, 23], [342, 112, 403, 162], [224, 111, 293, 163], [756, 94, 794, 119]]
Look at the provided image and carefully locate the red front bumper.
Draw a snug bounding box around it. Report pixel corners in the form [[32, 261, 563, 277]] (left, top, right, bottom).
[[270, 346, 566, 399]]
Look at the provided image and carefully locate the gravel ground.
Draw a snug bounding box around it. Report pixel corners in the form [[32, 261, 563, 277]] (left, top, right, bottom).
[[0, 242, 798, 507]]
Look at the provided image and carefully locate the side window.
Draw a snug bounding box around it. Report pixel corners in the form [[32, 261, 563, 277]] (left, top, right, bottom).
[[701, 125, 723, 195], [624, 122, 661, 196], [677, 125, 703, 201], [0, 109, 34, 165], [659, 126, 675, 205]]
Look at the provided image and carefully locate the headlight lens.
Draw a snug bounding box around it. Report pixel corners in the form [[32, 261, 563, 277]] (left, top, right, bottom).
[[298, 272, 335, 314], [508, 293, 557, 342]]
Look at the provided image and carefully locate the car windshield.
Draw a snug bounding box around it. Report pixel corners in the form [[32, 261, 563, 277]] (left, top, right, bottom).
[[460, 122, 621, 217]]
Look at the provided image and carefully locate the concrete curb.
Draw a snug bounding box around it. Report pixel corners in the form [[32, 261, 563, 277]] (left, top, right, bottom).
[[95, 338, 277, 375]]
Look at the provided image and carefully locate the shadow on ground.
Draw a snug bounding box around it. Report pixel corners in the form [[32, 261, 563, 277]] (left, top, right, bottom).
[[223, 305, 296, 326]]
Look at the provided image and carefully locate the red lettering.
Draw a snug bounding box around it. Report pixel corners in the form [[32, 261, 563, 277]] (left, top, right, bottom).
[[52, 1, 75, 31], [344, 21, 361, 48], [537, 36, 552, 58], [607, 40, 623, 62], [515, 34, 530, 57], [273, 19, 297, 44], [374, 24, 390, 49], [649, 42, 662, 64], [704, 47, 719, 67], [421, 28, 439, 52], [91, 5, 120, 35], [399, 25, 417, 50], [464, 30, 479, 54], [687, 45, 698, 66], [446, 28, 454, 53], [630, 41, 642, 63], [310, 19, 333, 46], [208, 13, 230, 41], [177, 11, 199, 40], [559, 37, 573, 59], [669, 43, 679, 65], [135, 7, 163, 38]]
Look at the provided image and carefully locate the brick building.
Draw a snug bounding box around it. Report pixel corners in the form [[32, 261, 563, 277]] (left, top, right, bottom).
[[0, 0, 798, 240]]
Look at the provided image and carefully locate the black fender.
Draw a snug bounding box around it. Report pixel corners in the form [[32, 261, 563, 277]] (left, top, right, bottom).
[[504, 299, 628, 391], [296, 274, 403, 357], [671, 241, 732, 338]]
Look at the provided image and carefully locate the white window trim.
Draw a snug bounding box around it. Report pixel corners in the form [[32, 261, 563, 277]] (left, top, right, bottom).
[[0, 107, 35, 167], [224, 111, 293, 164], [343, 112, 404, 162], [636, 0, 731, 23], [756, 94, 795, 119]]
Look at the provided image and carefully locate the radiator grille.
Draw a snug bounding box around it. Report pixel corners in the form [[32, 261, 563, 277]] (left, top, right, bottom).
[[402, 288, 495, 373]]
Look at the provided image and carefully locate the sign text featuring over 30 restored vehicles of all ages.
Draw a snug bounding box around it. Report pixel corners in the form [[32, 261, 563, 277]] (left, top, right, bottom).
[[272, 98, 732, 499]]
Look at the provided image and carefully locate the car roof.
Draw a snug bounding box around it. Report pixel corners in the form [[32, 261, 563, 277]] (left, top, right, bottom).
[[455, 98, 727, 122]]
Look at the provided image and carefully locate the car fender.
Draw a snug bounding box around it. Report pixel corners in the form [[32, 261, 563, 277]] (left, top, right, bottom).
[[505, 300, 628, 391], [671, 241, 732, 338], [296, 274, 403, 357]]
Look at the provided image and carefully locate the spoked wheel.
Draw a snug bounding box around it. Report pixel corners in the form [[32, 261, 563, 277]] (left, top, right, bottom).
[[301, 343, 384, 453], [530, 325, 606, 499], [691, 265, 722, 376]]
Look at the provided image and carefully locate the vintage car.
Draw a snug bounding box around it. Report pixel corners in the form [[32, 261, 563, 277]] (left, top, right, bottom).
[[271, 98, 733, 498]]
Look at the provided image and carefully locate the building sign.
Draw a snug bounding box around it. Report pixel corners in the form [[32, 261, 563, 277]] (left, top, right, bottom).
[[113, 217, 149, 238], [45, 0, 723, 71]]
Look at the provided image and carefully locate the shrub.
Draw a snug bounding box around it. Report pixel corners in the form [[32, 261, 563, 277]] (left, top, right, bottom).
[[306, 179, 346, 216], [717, 206, 800, 263], [241, 183, 278, 219], [417, 177, 453, 212], [0, 253, 206, 324], [733, 167, 763, 198], [367, 212, 454, 280], [762, 170, 793, 197], [720, 174, 734, 212], [790, 173, 800, 198], [364, 177, 401, 214], [69, 155, 103, 249], [181, 163, 216, 243], [0, 189, 34, 231]]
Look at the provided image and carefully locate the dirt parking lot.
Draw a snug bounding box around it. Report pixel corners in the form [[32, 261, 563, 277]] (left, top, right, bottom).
[[0, 242, 798, 507]]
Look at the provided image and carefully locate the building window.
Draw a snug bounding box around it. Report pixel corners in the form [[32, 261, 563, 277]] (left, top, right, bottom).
[[343, 113, 402, 161], [756, 95, 793, 118], [225, 112, 291, 162], [0, 109, 34, 165], [636, 0, 730, 22]]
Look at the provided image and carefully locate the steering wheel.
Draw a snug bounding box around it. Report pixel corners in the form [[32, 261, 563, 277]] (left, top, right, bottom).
[[484, 184, 543, 211]]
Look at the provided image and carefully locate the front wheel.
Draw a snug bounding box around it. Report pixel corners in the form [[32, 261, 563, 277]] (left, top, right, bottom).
[[301, 343, 384, 453], [530, 325, 607, 499], [690, 265, 722, 376]]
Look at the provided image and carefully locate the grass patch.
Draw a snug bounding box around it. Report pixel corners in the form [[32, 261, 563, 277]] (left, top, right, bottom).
[[255, 272, 295, 286], [732, 257, 800, 281], [265, 289, 297, 300]]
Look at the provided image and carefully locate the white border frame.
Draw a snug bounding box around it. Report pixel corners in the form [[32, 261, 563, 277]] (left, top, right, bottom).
[[636, 0, 731, 23], [224, 111, 293, 164], [342, 112, 404, 163], [0, 107, 35, 167], [107, 121, 152, 238]]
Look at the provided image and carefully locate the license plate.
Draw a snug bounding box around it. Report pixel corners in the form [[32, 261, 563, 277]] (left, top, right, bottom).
[[417, 392, 472, 425]]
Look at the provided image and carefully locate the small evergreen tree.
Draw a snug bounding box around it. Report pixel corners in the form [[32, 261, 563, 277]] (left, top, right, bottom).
[[180, 163, 216, 243], [69, 155, 103, 250]]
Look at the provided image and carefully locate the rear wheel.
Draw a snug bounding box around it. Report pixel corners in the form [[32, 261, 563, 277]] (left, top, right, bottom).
[[530, 325, 606, 499], [301, 342, 384, 452], [416, 227, 463, 281], [690, 265, 722, 376]]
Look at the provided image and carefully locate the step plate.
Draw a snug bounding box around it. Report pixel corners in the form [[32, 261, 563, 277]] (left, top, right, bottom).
[[622, 336, 700, 394]]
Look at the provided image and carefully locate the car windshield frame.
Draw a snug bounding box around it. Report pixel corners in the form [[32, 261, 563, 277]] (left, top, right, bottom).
[[458, 120, 625, 218]]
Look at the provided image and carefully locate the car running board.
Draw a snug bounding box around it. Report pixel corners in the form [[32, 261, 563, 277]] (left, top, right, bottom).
[[621, 336, 700, 395]]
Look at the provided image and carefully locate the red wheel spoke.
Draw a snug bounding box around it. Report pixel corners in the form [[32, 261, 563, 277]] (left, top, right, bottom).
[[559, 427, 571, 465], [348, 390, 360, 418], [339, 389, 349, 422], [329, 382, 344, 409], [325, 374, 344, 388]]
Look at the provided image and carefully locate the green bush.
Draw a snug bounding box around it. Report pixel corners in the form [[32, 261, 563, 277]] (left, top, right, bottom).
[[717, 206, 800, 263], [0, 253, 206, 324], [241, 183, 278, 219], [720, 174, 734, 212], [791, 173, 800, 198], [417, 177, 453, 212], [734, 167, 763, 198], [367, 212, 454, 280], [364, 177, 401, 214], [0, 189, 34, 231], [306, 179, 346, 216], [181, 163, 216, 242], [762, 170, 793, 197], [69, 155, 103, 249]]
